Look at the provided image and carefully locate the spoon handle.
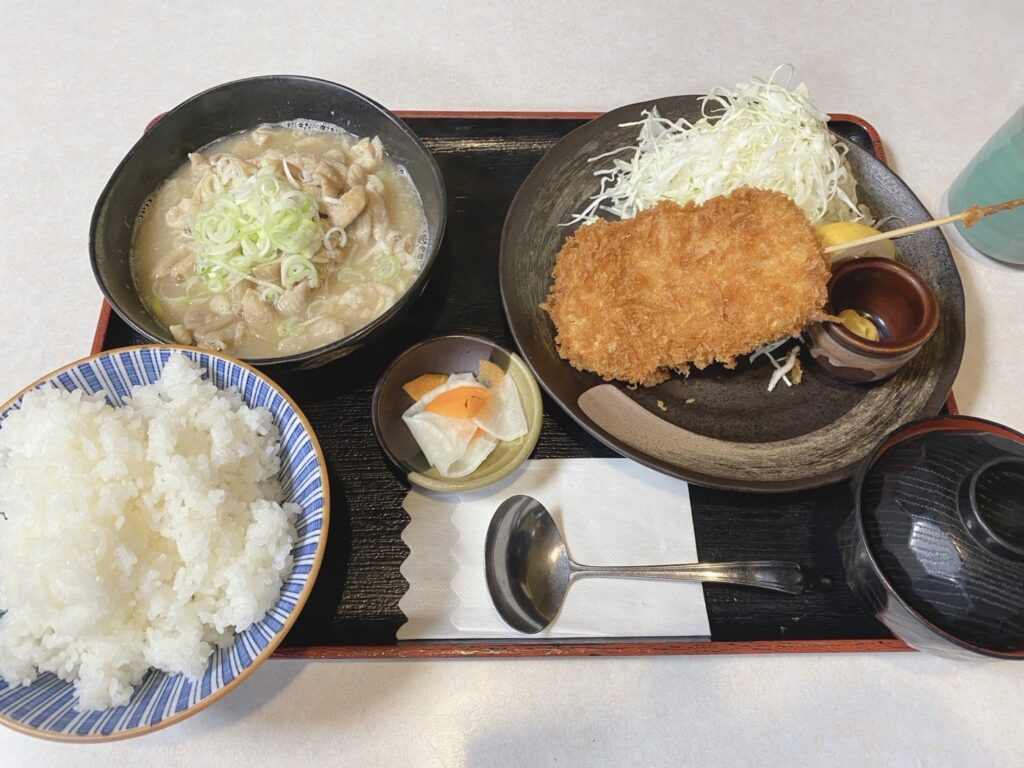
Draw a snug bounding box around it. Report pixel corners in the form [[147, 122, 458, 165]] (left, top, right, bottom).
[[570, 561, 816, 595]]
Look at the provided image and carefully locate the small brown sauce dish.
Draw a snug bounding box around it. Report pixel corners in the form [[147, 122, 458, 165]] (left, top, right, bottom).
[[804, 256, 939, 383]]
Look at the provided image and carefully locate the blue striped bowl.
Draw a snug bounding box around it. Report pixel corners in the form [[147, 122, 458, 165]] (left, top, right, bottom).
[[0, 345, 329, 741]]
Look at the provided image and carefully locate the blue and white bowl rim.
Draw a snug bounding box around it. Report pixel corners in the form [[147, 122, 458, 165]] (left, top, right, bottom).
[[0, 345, 330, 742]]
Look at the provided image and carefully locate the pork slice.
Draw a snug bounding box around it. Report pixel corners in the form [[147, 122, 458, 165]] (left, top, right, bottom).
[[276, 281, 311, 315], [252, 263, 281, 282], [165, 198, 198, 230], [242, 288, 275, 327], [169, 324, 193, 345], [327, 187, 367, 230]]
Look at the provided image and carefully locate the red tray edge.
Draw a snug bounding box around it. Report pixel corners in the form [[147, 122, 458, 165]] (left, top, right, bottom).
[[90, 110, 938, 658], [272, 638, 910, 660]]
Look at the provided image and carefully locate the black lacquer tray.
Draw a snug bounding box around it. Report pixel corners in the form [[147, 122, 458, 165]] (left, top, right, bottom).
[[93, 111, 943, 657]]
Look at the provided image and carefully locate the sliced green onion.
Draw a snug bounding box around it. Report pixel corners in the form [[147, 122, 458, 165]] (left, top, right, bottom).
[[276, 317, 305, 338], [337, 267, 364, 284], [280, 159, 300, 188], [196, 172, 223, 202], [306, 298, 334, 318], [281, 253, 318, 289], [227, 253, 253, 270], [370, 253, 401, 283], [152, 275, 189, 303], [261, 284, 285, 302], [213, 156, 248, 187], [192, 166, 323, 296], [323, 226, 347, 253], [150, 298, 168, 322]]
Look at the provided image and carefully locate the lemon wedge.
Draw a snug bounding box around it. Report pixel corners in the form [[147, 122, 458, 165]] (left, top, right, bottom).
[[816, 221, 897, 260]]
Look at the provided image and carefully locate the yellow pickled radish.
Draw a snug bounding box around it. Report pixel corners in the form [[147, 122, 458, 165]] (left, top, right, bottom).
[[816, 221, 897, 260]]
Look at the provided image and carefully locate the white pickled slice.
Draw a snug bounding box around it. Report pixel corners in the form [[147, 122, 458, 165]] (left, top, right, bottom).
[[402, 410, 479, 476], [402, 373, 490, 476], [444, 434, 497, 479], [473, 373, 527, 441]]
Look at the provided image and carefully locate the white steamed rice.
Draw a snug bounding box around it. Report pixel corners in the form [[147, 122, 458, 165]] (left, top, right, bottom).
[[0, 354, 298, 709]]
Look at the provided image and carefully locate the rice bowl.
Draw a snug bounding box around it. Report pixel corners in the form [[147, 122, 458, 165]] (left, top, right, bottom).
[[0, 346, 329, 741]]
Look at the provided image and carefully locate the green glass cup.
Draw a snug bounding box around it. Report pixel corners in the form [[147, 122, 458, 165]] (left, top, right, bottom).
[[948, 106, 1024, 264]]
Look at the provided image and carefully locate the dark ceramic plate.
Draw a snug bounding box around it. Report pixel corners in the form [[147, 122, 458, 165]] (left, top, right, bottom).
[[500, 96, 965, 493]]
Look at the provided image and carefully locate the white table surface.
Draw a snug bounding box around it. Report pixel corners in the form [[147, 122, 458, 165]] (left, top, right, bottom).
[[2, 1, 1023, 765]]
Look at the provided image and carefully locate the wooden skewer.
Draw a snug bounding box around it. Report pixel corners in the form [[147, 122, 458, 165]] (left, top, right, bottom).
[[823, 195, 1024, 255]]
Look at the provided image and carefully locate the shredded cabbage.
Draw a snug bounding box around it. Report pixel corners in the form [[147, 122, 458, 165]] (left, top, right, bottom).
[[193, 167, 323, 294], [750, 339, 802, 392], [767, 346, 801, 392], [569, 67, 867, 227]]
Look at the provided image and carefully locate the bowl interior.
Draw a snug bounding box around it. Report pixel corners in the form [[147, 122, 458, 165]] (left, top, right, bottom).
[[827, 257, 938, 350], [373, 335, 542, 491], [0, 346, 328, 740], [90, 75, 446, 366]]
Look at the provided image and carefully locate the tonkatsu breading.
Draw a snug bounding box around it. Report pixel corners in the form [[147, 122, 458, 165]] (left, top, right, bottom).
[[543, 188, 830, 386]]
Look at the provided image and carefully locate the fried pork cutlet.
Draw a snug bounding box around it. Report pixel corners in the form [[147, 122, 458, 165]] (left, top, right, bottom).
[[543, 188, 830, 386]]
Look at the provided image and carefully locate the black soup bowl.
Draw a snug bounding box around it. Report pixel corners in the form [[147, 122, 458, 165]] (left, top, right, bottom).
[[90, 75, 446, 370], [844, 415, 1024, 659]]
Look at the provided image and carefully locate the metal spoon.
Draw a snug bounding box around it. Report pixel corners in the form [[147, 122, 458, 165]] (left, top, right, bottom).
[[485, 495, 830, 634]]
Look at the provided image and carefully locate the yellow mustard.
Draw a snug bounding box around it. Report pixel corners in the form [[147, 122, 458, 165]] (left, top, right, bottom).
[[837, 309, 880, 341]]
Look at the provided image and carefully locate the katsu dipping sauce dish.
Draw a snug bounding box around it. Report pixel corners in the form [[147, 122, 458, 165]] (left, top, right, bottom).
[[804, 257, 939, 383]]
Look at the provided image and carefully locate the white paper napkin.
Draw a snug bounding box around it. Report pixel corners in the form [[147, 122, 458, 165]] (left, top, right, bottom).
[[398, 458, 711, 639]]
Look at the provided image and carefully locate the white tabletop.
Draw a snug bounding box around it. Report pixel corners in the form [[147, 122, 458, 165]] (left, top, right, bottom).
[[2, 2, 1023, 765]]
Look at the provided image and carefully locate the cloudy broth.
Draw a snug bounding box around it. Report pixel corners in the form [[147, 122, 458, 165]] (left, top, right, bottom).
[[132, 123, 427, 357]]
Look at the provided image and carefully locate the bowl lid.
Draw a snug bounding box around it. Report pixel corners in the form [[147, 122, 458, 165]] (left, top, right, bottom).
[[858, 416, 1024, 654]]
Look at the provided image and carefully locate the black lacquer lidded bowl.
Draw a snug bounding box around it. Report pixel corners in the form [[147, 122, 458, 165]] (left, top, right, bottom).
[[845, 416, 1024, 658]]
